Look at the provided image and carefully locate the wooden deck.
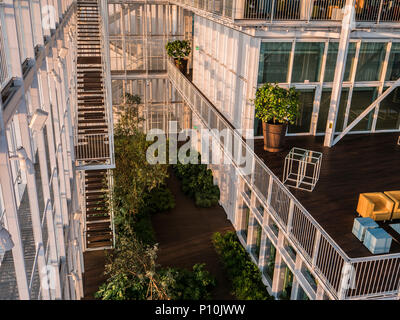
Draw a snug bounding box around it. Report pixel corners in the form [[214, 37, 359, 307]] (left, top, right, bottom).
[[254, 132, 400, 258]]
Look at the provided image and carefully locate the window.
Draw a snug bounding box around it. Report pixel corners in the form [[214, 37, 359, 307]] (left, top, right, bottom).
[[279, 266, 293, 300], [252, 221, 262, 262], [316, 88, 350, 134], [241, 206, 250, 242], [302, 267, 317, 291], [324, 42, 339, 82], [262, 237, 276, 281], [386, 43, 400, 81], [355, 42, 386, 82], [258, 42, 292, 84], [291, 42, 325, 83], [288, 89, 315, 134], [348, 87, 378, 131], [343, 42, 357, 81], [376, 87, 400, 130]]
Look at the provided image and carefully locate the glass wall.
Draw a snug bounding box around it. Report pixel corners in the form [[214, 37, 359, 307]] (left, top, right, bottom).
[[262, 236, 276, 281], [287, 89, 315, 134], [252, 220, 263, 262], [355, 42, 386, 82], [376, 87, 400, 130], [256, 40, 400, 136], [258, 42, 291, 83], [291, 42, 325, 83]]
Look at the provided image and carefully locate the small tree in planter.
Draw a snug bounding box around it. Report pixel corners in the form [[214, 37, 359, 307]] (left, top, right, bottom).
[[254, 83, 299, 152], [166, 40, 191, 74]]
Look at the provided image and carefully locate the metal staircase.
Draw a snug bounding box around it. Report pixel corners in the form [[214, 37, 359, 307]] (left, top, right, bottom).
[[76, 0, 114, 250]]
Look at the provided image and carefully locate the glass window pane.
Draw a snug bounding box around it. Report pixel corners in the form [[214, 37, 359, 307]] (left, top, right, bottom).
[[318, 88, 350, 133], [262, 238, 276, 281], [258, 42, 292, 84], [386, 43, 400, 81], [324, 42, 339, 82], [252, 221, 262, 261], [355, 42, 386, 82], [348, 87, 378, 131], [288, 89, 315, 134], [344, 42, 357, 81], [376, 87, 400, 130], [291, 42, 325, 83]]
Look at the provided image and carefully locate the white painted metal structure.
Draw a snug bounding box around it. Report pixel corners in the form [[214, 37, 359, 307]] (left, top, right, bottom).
[[0, 0, 84, 299]]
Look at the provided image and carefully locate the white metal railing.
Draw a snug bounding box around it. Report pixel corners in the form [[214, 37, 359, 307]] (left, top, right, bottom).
[[171, 0, 400, 23], [167, 59, 400, 300]]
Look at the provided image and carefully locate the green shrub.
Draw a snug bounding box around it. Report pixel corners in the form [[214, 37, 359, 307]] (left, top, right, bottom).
[[254, 83, 299, 125], [212, 231, 273, 300], [141, 186, 176, 215], [162, 264, 216, 300], [173, 155, 220, 208]]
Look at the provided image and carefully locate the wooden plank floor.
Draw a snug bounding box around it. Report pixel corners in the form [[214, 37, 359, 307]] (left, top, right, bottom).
[[254, 132, 400, 258], [152, 169, 235, 299], [83, 250, 109, 299]]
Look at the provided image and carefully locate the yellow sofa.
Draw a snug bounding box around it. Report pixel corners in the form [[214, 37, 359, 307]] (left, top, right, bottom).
[[384, 191, 400, 220], [356, 192, 394, 221]]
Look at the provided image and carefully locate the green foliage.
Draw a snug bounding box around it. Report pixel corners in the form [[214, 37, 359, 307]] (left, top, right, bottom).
[[254, 83, 300, 125], [113, 94, 173, 243], [162, 264, 216, 300], [173, 155, 220, 208], [95, 233, 216, 300], [212, 231, 274, 300], [166, 40, 191, 64], [140, 186, 176, 215], [95, 233, 174, 300]]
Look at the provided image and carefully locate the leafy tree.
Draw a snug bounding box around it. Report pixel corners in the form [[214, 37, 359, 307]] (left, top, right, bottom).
[[113, 93, 170, 237], [165, 40, 191, 65], [254, 83, 300, 125]]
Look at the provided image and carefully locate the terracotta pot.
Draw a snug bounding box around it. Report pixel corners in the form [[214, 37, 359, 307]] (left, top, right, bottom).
[[175, 58, 188, 74], [262, 122, 287, 152]]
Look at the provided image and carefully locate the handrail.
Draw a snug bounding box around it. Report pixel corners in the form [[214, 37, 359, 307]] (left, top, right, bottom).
[[170, 0, 400, 24], [167, 59, 400, 299]]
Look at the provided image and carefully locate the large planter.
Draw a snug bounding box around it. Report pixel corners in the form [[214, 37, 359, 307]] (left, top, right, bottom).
[[262, 122, 287, 152], [175, 58, 188, 74]]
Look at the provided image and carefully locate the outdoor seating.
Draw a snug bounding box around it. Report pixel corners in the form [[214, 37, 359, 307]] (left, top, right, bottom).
[[356, 192, 394, 221], [352, 217, 379, 241], [384, 191, 400, 220], [363, 228, 392, 255]]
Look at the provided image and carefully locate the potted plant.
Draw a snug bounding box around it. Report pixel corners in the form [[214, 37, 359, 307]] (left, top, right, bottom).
[[166, 40, 191, 74], [254, 83, 299, 152]]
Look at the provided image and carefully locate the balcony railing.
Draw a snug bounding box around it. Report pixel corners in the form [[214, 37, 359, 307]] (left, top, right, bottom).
[[170, 0, 400, 23], [167, 59, 400, 300]]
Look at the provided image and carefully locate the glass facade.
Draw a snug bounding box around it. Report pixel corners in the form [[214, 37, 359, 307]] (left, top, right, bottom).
[[376, 87, 400, 130], [288, 89, 315, 134], [386, 43, 400, 81], [291, 42, 325, 83], [252, 221, 262, 261], [258, 42, 291, 83], [262, 237, 276, 281], [324, 42, 339, 82], [348, 87, 378, 131], [257, 40, 400, 136], [355, 42, 386, 82]]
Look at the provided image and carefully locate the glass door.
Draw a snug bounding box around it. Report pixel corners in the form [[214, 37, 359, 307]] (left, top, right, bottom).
[[288, 88, 316, 134]]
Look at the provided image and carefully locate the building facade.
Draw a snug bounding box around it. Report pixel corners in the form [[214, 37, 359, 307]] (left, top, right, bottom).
[[0, 0, 399, 300]]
